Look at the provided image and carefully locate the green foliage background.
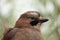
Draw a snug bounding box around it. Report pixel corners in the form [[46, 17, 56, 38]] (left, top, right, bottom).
[[0, 0, 60, 40]]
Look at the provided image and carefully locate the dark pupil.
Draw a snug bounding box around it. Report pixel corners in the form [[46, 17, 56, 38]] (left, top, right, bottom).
[[31, 17, 35, 19]]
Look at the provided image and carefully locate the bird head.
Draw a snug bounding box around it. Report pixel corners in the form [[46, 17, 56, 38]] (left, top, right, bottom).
[[15, 11, 48, 29]]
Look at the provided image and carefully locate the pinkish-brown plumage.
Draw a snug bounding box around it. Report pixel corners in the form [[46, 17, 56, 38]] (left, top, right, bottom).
[[2, 11, 48, 40]]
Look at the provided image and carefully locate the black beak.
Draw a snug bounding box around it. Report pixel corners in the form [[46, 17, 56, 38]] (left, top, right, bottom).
[[30, 18, 48, 26], [39, 19, 48, 23]]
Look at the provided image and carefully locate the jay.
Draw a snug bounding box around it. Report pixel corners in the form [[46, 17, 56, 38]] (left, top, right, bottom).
[[2, 11, 48, 40]]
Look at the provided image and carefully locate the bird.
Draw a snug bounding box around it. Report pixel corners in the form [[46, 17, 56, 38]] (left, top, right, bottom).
[[2, 11, 48, 40]]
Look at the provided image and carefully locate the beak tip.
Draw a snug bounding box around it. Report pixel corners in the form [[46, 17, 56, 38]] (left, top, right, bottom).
[[45, 19, 49, 21], [44, 19, 49, 22]]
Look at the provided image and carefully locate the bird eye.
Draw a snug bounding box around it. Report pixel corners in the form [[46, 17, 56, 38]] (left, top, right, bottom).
[[30, 17, 35, 19]]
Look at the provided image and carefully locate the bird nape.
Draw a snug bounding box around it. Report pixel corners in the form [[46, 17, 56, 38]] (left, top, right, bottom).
[[2, 11, 48, 40]]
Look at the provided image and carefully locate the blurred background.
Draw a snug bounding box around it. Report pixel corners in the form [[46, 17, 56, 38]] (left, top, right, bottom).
[[0, 0, 60, 40]]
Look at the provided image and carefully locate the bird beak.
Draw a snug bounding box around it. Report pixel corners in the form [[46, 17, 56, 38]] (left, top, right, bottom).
[[38, 16, 48, 23], [39, 19, 48, 23]]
